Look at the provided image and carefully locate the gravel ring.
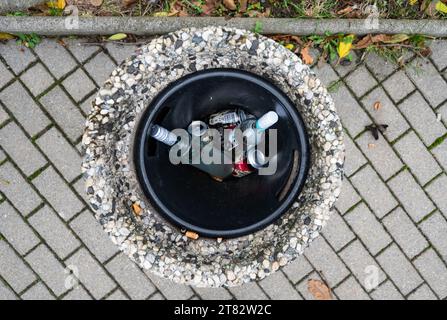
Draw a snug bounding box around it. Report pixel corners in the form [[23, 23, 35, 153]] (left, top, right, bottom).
[[82, 26, 344, 288]]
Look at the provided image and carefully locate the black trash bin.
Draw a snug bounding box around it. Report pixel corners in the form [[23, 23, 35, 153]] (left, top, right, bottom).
[[134, 69, 310, 238]]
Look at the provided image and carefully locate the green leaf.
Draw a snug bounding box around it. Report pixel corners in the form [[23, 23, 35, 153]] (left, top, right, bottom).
[[253, 21, 263, 34], [108, 33, 127, 41], [435, 1, 447, 13]]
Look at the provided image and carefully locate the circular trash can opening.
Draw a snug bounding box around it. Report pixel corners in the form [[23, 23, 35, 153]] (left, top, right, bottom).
[[134, 69, 310, 238]]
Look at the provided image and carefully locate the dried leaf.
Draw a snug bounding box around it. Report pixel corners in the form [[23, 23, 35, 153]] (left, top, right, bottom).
[[47, 0, 66, 9], [0, 33, 15, 40], [374, 101, 382, 110], [90, 0, 103, 7], [301, 45, 313, 65], [108, 33, 127, 41], [355, 34, 391, 49], [410, 0, 418, 5], [185, 231, 199, 240], [337, 34, 354, 59], [239, 0, 248, 12], [123, 0, 137, 6], [200, 0, 219, 15], [132, 203, 142, 216], [336, 6, 354, 15], [153, 11, 169, 16], [382, 34, 410, 44], [308, 279, 332, 300], [223, 0, 237, 10]]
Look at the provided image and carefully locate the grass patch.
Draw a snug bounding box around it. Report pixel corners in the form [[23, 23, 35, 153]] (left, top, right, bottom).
[[27, 164, 49, 181], [428, 133, 447, 150], [327, 80, 342, 93]]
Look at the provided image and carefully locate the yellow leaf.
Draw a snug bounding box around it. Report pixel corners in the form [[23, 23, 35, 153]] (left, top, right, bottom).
[[337, 34, 354, 59], [47, 0, 66, 9], [153, 11, 169, 17], [284, 43, 294, 50], [409, 0, 418, 5], [435, 0, 447, 13], [0, 33, 15, 40], [107, 33, 127, 41]]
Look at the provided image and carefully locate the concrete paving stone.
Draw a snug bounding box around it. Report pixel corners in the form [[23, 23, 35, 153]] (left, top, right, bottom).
[[28, 205, 80, 259], [64, 38, 100, 63], [330, 84, 371, 137], [343, 133, 367, 177], [62, 285, 92, 300], [0, 81, 50, 136], [296, 272, 332, 300], [33, 39, 77, 79], [21, 282, 54, 300], [259, 270, 301, 300], [0, 105, 9, 125], [361, 86, 410, 141], [83, 52, 116, 86], [322, 210, 355, 251], [61, 68, 96, 103], [0, 281, 17, 300], [334, 276, 370, 300], [36, 127, 81, 182], [32, 166, 83, 221], [0, 162, 41, 215], [370, 280, 404, 300], [425, 174, 447, 217], [70, 210, 118, 263], [335, 178, 361, 214], [394, 131, 442, 185], [311, 62, 339, 87], [40, 86, 85, 142], [65, 248, 115, 299], [195, 287, 233, 300], [104, 43, 139, 66], [356, 132, 403, 180], [406, 59, 447, 107], [0, 62, 13, 89], [331, 51, 358, 77], [376, 244, 423, 296], [0, 241, 36, 293], [106, 289, 129, 300], [345, 65, 378, 98], [79, 94, 94, 115], [419, 212, 447, 261], [382, 207, 428, 259], [350, 165, 398, 218], [388, 170, 435, 222], [0, 122, 46, 176], [0, 149, 6, 163], [407, 284, 437, 300], [431, 141, 447, 172], [282, 256, 313, 284], [382, 70, 415, 103], [0, 202, 39, 255], [439, 103, 447, 127], [106, 253, 156, 300], [229, 281, 268, 300], [20, 63, 53, 97], [364, 52, 396, 81], [339, 240, 386, 292], [25, 244, 70, 296], [413, 248, 447, 299], [398, 92, 446, 146], [71, 178, 88, 203], [148, 292, 165, 300], [144, 270, 194, 300], [429, 40, 447, 71], [304, 237, 349, 287], [0, 43, 36, 74], [344, 203, 392, 255]]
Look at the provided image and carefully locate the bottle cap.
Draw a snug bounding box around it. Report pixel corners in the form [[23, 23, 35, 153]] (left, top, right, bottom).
[[247, 149, 268, 169], [256, 111, 279, 130], [188, 121, 208, 137]]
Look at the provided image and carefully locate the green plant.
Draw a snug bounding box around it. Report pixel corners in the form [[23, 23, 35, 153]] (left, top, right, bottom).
[[253, 21, 263, 34], [182, 0, 203, 14], [16, 33, 41, 49]]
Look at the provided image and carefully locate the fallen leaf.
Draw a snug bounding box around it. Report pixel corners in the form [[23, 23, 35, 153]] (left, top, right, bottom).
[[374, 101, 382, 110], [382, 34, 410, 44], [123, 0, 137, 6], [337, 6, 354, 15], [47, 0, 66, 9], [90, 0, 103, 7], [186, 231, 199, 240], [200, 0, 219, 15], [0, 33, 15, 40], [410, 0, 418, 4], [223, 0, 237, 10], [308, 279, 332, 300], [239, 0, 248, 12], [337, 34, 355, 59], [153, 11, 169, 16], [354, 34, 391, 49], [132, 203, 142, 216], [436, 0, 447, 13], [284, 43, 294, 50], [108, 33, 127, 41], [301, 45, 314, 65]]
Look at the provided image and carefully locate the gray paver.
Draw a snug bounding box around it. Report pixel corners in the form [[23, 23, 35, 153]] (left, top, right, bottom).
[[345, 203, 392, 255], [311, 62, 339, 87], [0, 122, 46, 176], [0, 43, 36, 74], [0, 105, 9, 125], [343, 132, 367, 177], [80, 94, 94, 115], [33, 39, 77, 79], [83, 52, 116, 86], [64, 38, 100, 63], [0, 62, 13, 89], [0, 201, 39, 255], [382, 70, 415, 103], [36, 127, 81, 182], [195, 287, 233, 300], [370, 280, 404, 300], [361, 86, 410, 141], [40, 86, 85, 142], [345, 65, 378, 98], [104, 43, 138, 66], [28, 205, 80, 259], [431, 141, 447, 172], [425, 174, 447, 217], [335, 178, 361, 214], [398, 92, 446, 146], [21, 282, 54, 300], [70, 210, 118, 263], [334, 276, 370, 300], [0, 241, 36, 293], [430, 40, 447, 70], [148, 292, 165, 300], [0, 162, 41, 215], [229, 281, 268, 300], [144, 270, 194, 300], [394, 131, 441, 185], [414, 249, 447, 299], [388, 170, 435, 222], [365, 52, 396, 81], [65, 248, 115, 299], [62, 285, 92, 300], [322, 210, 355, 251], [0, 81, 50, 136], [331, 51, 358, 77], [106, 253, 156, 300], [20, 63, 53, 97], [61, 68, 96, 102], [350, 165, 397, 218], [382, 207, 428, 259], [0, 281, 17, 300], [356, 132, 403, 180], [106, 289, 129, 300], [419, 212, 447, 261], [259, 270, 302, 300], [407, 284, 437, 300], [32, 166, 83, 221], [282, 257, 313, 284], [376, 244, 423, 295]]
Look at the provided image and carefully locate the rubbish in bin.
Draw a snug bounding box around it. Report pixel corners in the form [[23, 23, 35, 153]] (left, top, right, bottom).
[[150, 124, 178, 146], [233, 149, 268, 178], [208, 108, 255, 126]]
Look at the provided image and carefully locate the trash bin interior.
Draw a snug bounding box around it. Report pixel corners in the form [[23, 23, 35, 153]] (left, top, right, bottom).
[[134, 69, 310, 238]]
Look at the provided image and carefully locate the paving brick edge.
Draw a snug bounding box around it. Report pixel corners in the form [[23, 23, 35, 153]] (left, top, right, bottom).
[[1, 16, 447, 37]]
